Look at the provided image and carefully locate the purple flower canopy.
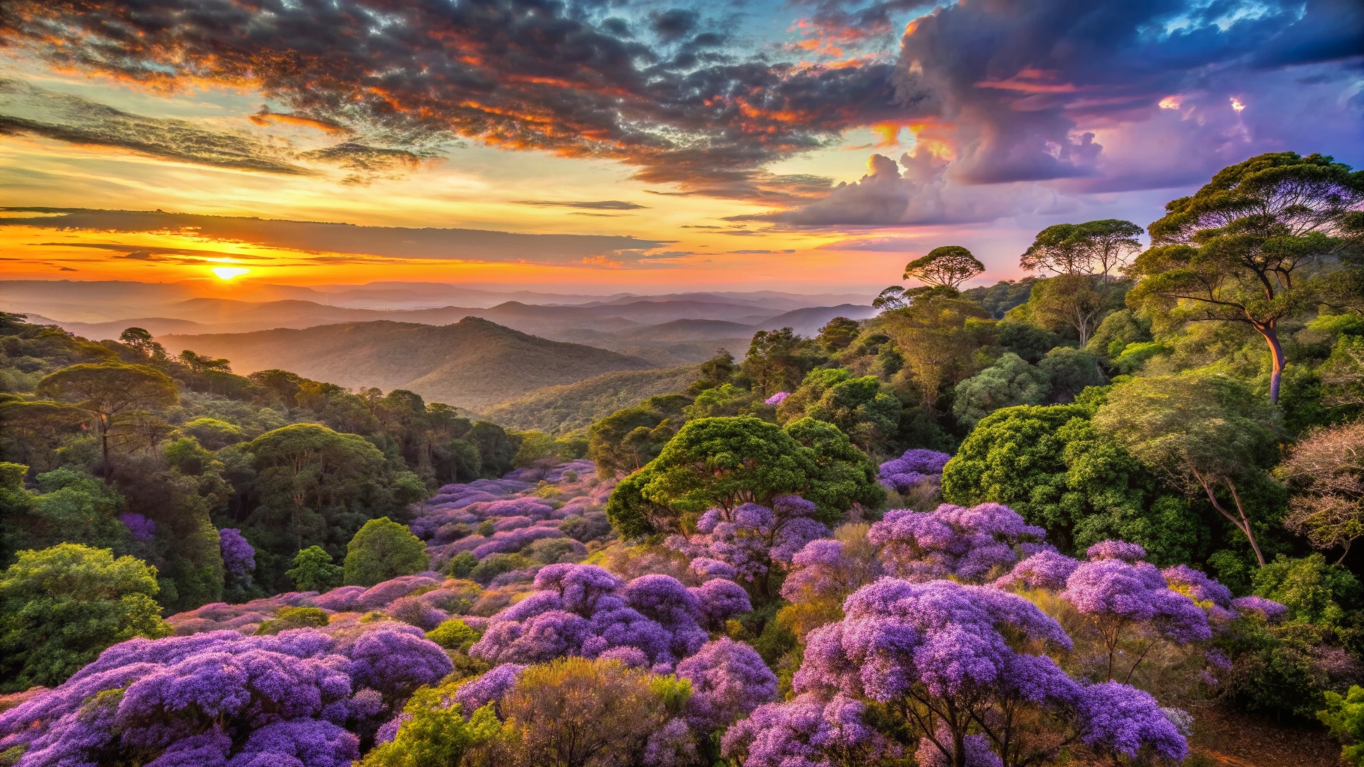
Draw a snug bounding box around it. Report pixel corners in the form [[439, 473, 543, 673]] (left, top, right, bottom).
[[668, 496, 829, 584], [993, 550, 1080, 592], [0, 624, 451, 766], [868, 502, 1045, 583], [676, 639, 778, 733], [1231, 595, 1289, 623], [780, 538, 883, 605], [764, 391, 790, 406], [722, 693, 893, 767], [1060, 558, 1212, 644], [120, 512, 157, 542], [218, 528, 256, 578], [1086, 539, 1148, 563], [878, 448, 952, 494], [469, 564, 750, 671]]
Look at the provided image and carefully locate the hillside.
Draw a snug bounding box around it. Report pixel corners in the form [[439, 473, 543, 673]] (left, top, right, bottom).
[[482, 365, 701, 434], [160, 317, 654, 410]]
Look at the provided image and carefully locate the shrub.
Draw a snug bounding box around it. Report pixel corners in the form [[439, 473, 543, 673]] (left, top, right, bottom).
[[344, 518, 430, 587]]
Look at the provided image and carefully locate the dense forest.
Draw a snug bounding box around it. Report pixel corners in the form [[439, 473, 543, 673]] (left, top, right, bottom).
[[1, 151, 1363, 766]]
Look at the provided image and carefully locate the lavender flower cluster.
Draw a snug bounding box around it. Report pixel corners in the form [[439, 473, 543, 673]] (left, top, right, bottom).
[[469, 564, 751, 672], [0, 624, 452, 767], [668, 496, 829, 585], [877, 448, 952, 495], [218, 528, 256, 579], [868, 502, 1047, 583]]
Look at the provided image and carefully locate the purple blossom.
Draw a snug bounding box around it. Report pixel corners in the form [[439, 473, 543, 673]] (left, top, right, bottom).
[[120, 512, 157, 542], [721, 693, 894, 767], [780, 537, 883, 611], [994, 550, 1080, 592], [227, 719, 359, 767], [868, 503, 1045, 583], [643, 717, 698, 767], [915, 723, 1002, 767], [218, 528, 255, 578], [145, 729, 231, 767], [689, 557, 738, 581], [1061, 559, 1212, 644], [1231, 595, 1289, 623], [878, 449, 951, 494], [1077, 682, 1188, 763], [373, 714, 410, 745], [344, 625, 455, 700], [454, 664, 525, 717], [1086, 539, 1147, 563], [688, 579, 752, 631], [668, 496, 829, 585], [676, 639, 777, 733], [764, 391, 790, 406]]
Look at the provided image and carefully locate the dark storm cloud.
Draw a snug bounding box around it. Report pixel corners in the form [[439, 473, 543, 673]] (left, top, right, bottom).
[[0, 0, 908, 200], [2, 208, 671, 264]]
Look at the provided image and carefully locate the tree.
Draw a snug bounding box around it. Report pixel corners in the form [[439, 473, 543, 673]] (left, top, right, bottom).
[[0, 543, 170, 691], [117, 327, 167, 360], [1279, 421, 1364, 562], [606, 416, 883, 538], [1093, 373, 1280, 566], [360, 685, 502, 767], [1018, 220, 1142, 346], [177, 349, 232, 374], [1320, 685, 1364, 767], [881, 294, 993, 418], [493, 657, 693, 767], [816, 317, 861, 352], [36, 362, 179, 479], [743, 328, 821, 396], [943, 403, 1203, 561], [588, 394, 690, 479], [344, 518, 430, 587], [904, 245, 985, 290], [777, 368, 900, 452], [951, 352, 1049, 428], [873, 285, 907, 311], [1129, 152, 1364, 403]]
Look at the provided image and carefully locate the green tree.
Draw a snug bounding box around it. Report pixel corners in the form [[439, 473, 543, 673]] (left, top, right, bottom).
[[743, 328, 821, 396], [1018, 220, 1141, 346], [37, 362, 179, 479], [287, 545, 344, 592], [606, 416, 882, 538], [1129, 152, 1364, 403], [1321, 685, 1364, 767], [1253, 553, 1362, 628], [0, 399, 88, 473], [943, 403, 1203, 561], [816, 317, 862, 352], [903, 245, 985, 290], [1036, 346, 1107, 402], [1093, 373, 1281, 565], [952, 353, 1049, 429], [0, 543, 170, 691], [881, 294, 993, 418], [777, 368, 899, 452], [588, 395, 690, 479], [118, 327, 166, 361], [359, 683, 502, 767], [343, 517, 429, 587]]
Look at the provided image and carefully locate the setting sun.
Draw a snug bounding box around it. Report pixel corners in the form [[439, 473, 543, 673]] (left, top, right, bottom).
[[211, 266, 250, 280]]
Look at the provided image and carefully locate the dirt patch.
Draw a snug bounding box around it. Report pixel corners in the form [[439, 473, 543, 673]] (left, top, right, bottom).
[[1190, 705, 1342, 767]]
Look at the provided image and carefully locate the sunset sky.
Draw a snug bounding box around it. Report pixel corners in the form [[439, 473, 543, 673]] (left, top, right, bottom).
[[0, 0, 1360, 294]]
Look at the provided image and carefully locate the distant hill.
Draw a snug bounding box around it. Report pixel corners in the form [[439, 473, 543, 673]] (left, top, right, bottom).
[[483, 366, 700, 434], [754, 304, 879, 336], [160, 317, 655, 410]]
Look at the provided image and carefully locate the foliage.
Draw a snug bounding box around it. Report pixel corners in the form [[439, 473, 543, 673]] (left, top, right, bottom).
[[1252, 554, 1362, 629], [606, 416, 882, 538], [952, 352, 1049, 428], [345, 518, 431, 587], [288, 545, 345, 592], [881, 294, 993, 417], [1320, 685, 1364, 766], [0, 543, 170, 691], [361, 687, 501, 767], [589, 394, 691, 478], [1279, 420, 1364, 561], [776, 367, 899, 452], [36, 361, 179, 478], [255, 605, 329, 634], [903, 245, 985, 290], [1129, 152, 1364, 403], [743, 328, 823, 396]]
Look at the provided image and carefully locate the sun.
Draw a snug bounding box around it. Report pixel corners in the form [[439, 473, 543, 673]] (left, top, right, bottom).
[[211, 266, 250, 280]]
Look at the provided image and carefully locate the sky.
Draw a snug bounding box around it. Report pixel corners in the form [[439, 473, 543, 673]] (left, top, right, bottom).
[[0, 0, 1360, 295]]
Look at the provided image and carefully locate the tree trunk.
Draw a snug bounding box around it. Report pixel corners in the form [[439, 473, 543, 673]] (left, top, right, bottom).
[[1255, 322, 1285, 405], [1194, 470, 1266, 566], [100, 413, 111, 481]]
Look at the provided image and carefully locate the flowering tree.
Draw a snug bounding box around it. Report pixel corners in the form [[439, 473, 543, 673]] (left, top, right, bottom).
[[878, 448, 951, 495], [675, 639, 777, 734], [867, 502, 1046, 583], [730, 578, 1186, 767], [469, 564, 747, 671], [668, 495, 829, 598], [1060, 543, 1211, 682], [778, 525, 883, 640], [219, 528, 256, 597], [0, 624, 452, 765], [723, 693, 894, 767]]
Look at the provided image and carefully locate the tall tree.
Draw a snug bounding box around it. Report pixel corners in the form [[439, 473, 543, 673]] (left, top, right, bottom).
[[1129, 152, 1364, 403], [117, 327, 166, 360], [36, 362, 179, 480], [903, 245, 985, 290], [1093, 374, 1280, 566], [1019, 219, 1142, 345], [880, 294, 992, 418], [1279, 421, 1364, 563]]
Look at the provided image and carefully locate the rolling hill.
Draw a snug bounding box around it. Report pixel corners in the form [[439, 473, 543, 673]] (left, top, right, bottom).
[[482, 365, 701, 434], [160, 317, 655, 411]]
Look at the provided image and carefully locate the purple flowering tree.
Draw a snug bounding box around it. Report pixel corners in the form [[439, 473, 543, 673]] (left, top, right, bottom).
[[778, 525, 882, 640], [218, 528, 256, 596], [1060, 543, 1212, 682], [469, 564, 746, 671], [120, 512, 157, 542], [667, 495, 829, 599], [722, 693, 894, 767], [867, 502, 1045, 583], [675, 639, 778, 734], [878, 448, 951, 495], [0, 624, 451, 766], [993, 550, 1080, 592], [736, 578, 1187, 767]]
